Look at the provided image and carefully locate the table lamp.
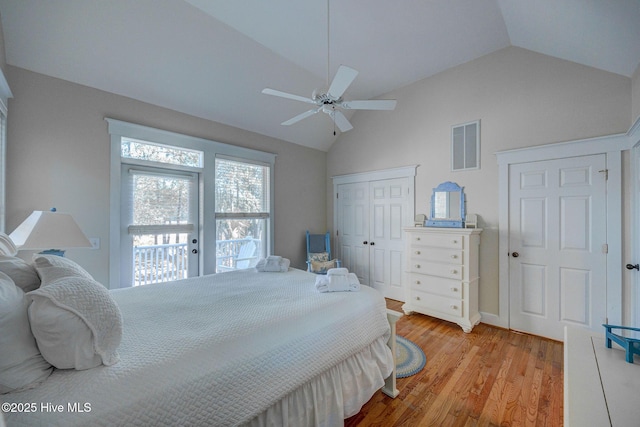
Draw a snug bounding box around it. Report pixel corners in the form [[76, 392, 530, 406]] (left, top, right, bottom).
[[9, 208, 92, 256]]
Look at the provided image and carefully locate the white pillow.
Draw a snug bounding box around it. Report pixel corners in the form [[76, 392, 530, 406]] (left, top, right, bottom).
[[33, 254, 93, 284], [0, 272, 52, 394], [0, 255, 40, 292], [28, 276, 122, 370]]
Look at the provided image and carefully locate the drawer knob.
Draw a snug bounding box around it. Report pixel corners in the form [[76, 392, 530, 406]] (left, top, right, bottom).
[[415, 250, 421, 255], [450, 269, 458, 274], [415, 264, 421, 268], [416, 296, 421, 301], [450, 287, 458, 292], [450, 254, 457, 259], [450, 305, 458, 310], [416, 237, 421, 241], [452, 240, 458, 244], [415, 280, 421, 285]]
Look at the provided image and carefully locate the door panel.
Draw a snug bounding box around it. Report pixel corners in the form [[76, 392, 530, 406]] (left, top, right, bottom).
[[121, 165, 199, 287], [337, 182, 370, 285], [368, 179, 407, 301], [509, 154, 606, 340], [337, 177, 409, 300]]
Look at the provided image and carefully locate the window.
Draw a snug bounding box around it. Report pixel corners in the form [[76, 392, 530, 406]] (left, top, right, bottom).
[[0, 111, 6, 233], [121, 137, 203, 168], [0, 69, 12, 233], [451, 120, 480, 171], [215, 157, 270, 272], [108, 119, 276, 288], [125, 168, 198, 286]]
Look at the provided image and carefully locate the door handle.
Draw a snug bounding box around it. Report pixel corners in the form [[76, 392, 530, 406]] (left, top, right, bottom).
[[370, 242, 375, 246], [626, 263, 639, 271], [363, 241, 368, 245], [511, 252, 519, 258]]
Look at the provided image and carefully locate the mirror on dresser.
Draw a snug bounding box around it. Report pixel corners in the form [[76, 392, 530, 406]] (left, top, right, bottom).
[[425, 181, 465, 227]]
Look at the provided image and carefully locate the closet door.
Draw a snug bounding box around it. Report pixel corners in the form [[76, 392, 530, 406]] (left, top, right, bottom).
[[337, 182, 370, 285], [369, 178, 407, 301], [337, 177, 409, 300]]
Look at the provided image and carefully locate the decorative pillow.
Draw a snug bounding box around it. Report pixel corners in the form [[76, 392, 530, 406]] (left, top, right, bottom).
[[308, 252, 330, 263], [27, 276, 123, 370], [310, 259, 337, 274], [0, 255, 40, 292], [0, 272, 52, 394], [33, 254, 93, 284], [0, 232, 18, 256]]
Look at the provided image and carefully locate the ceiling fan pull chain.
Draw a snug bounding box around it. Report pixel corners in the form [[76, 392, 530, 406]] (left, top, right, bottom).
[[332, 107, 336, 135]]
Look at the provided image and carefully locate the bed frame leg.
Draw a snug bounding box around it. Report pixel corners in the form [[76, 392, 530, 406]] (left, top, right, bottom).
[[382, 309, 403, 398]]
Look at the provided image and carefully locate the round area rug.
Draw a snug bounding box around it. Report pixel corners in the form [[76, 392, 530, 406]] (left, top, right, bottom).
[[396, 336, 426, 378]]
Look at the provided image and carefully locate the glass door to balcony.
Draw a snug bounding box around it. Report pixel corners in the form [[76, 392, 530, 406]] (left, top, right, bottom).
[[121, 165, 199, 286]]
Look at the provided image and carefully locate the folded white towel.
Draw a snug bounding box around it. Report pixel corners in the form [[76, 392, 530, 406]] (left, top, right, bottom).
[[327, 267, 349, 276], [265, 257, 281, 270], [315, 272, 360, 292], [255, 257, 290, 272]]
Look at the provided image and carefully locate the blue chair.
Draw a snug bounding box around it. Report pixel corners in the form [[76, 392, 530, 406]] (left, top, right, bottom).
[[603, 324, 640, 363], [306, 231, 340, 274]]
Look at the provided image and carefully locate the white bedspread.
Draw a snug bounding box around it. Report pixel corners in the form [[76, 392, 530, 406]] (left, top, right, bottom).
[[3, 268, 392, 426]]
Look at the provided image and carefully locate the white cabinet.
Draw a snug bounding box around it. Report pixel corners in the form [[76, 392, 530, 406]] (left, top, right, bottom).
[[402, 227, 481, 332]]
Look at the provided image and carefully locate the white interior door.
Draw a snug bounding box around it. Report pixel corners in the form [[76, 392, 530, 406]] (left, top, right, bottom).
[[337, 182, 370, 285], [633, 143, 640, 331], [337, 178, 409, 300], [509, 154, 607, 340], [369, 178, 407, 301]]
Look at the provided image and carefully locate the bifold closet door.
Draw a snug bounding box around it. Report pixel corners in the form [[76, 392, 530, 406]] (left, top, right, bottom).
[[337, 178, 408, 301]]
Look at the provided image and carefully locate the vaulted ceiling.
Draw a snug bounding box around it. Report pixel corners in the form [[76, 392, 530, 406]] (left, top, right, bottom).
[[1, 0, 639, 151]]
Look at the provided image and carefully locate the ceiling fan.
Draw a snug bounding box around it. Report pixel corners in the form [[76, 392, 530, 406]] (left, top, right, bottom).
[[262, 65, 397, 133], [261, 0, 396, 134]]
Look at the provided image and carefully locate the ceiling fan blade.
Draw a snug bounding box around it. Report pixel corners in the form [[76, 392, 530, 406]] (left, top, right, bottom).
[[331, 110, 353, 132], [262, 88, 316, 105], [340, 99, 397, 110], [281, 107, 322, 126], [327, 65, 359, 100]]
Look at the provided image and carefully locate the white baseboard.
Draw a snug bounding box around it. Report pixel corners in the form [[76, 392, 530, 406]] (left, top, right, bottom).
[[479, 311, 508, 329]]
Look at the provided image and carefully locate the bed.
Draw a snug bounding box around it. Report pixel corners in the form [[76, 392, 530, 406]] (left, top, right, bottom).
[[0, 249, 397, 426]]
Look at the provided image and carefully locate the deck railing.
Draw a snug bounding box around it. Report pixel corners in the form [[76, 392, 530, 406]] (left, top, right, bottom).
[[133, 237, 261, 285], [133, 243, 189, 286]]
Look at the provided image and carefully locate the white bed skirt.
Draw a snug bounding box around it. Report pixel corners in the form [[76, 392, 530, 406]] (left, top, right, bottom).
[[246, 335, 393, 427]]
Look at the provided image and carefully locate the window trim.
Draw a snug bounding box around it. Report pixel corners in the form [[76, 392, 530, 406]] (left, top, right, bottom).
[[107, 118, 276, 289], [0, 68, 13, 233]]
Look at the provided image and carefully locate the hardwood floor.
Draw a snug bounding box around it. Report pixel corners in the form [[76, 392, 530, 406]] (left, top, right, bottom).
[[345, 299, 564, 427]]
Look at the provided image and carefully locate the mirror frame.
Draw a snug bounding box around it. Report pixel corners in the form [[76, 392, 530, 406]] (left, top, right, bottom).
[[425, 181, 465, 228]]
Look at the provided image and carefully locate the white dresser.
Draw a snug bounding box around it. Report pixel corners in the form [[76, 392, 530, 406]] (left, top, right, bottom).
[[402, 227, 482, 333]]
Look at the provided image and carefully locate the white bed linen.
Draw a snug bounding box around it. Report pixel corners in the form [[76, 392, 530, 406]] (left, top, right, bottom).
[[3, 268, 393, 426]]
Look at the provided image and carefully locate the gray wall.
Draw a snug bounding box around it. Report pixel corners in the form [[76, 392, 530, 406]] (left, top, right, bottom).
[[327, 46, 632, 316], [5, 66, 327, 285]]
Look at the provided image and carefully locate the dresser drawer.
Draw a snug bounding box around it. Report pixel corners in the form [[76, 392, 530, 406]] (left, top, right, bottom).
[[409, 246, 463, 264], [408, 289, 463, 317], [407, 273, 463, 298], [409, 260, 463, 280], [410, 233, 463, 249]]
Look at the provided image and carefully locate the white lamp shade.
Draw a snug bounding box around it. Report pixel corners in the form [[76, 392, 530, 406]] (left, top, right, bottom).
[[9, 211, 92, 250]]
